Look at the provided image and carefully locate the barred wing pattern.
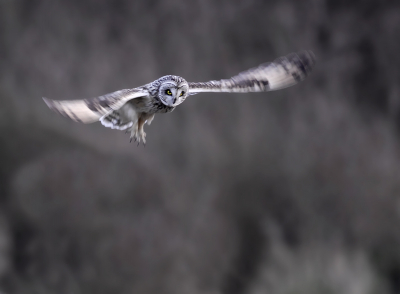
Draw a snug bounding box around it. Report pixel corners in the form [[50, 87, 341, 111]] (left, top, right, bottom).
[[43, 88, 149, 124], [188, 51, 315, 95]]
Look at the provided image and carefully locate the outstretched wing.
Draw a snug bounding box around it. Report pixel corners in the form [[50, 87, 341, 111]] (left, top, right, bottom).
[[188, 51, 315, 95], [43, 88, 149, 123]]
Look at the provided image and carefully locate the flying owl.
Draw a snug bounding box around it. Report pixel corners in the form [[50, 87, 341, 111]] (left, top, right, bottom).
[[43, 51, 315, 144]]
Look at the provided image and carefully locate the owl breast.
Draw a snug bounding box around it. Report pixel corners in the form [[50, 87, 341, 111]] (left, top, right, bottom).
[[128, 96, 175, 114]]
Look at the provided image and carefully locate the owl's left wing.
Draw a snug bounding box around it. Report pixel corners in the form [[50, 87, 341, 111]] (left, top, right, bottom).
[[188, 51, 315, 95], [43, 87, 149, 123]]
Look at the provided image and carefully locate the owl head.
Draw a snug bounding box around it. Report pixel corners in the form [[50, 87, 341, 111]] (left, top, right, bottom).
[[157, 75, 189, 107]]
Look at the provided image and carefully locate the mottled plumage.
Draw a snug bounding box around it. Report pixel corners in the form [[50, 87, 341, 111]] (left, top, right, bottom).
[[43, 51, 316, 144]]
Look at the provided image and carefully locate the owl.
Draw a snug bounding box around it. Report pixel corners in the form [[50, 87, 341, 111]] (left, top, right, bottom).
[[44, 51, 315, 144]]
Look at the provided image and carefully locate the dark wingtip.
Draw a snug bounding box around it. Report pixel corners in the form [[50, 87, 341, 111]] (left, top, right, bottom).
[[296, 50, 316, 74]]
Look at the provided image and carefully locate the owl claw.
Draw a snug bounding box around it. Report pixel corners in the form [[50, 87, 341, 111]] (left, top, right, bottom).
[[141, 132, 147, 145], [126, 120, 148, 146]]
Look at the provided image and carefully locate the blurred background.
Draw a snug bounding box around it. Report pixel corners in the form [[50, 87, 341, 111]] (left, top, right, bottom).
[[1, 0, 400, 293]]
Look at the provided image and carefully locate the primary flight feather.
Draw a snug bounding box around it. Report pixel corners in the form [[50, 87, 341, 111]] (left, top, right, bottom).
[[43, 50, 316, 144]]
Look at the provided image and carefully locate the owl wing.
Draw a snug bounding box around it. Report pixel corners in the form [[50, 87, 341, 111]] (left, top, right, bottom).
[[43, 87, 149, 124], [188, 51, 315, 95]]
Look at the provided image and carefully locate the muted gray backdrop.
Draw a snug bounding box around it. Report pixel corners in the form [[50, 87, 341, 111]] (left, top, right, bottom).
[[1, 0, 400, 293]]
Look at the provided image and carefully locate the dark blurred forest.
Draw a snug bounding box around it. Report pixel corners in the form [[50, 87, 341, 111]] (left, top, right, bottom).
[[1, 0, 400, 293]]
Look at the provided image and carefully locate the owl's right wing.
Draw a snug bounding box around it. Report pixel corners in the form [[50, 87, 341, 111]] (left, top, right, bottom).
[[188, 51, 315, 95], [43, 87, 149, 123]]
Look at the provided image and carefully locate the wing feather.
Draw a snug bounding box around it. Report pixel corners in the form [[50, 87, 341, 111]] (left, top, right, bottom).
[[43, 88, 149, 124], [188, 50, 315, 95]]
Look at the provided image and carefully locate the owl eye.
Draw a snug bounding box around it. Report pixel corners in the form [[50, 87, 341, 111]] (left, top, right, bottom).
[[180, 91, 185, 96], [165, 89, 172, 95]]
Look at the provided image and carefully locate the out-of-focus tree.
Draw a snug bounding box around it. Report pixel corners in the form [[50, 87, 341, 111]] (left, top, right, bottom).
[[1, 1, 400, 293]]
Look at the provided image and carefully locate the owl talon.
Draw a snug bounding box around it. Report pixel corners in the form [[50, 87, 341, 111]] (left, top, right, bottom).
[[141, 132, 147, 145]]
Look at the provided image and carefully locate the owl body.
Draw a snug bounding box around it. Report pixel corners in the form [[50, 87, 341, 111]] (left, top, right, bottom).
[[43, 51, 316, 144], [99, 75, 187, 141]]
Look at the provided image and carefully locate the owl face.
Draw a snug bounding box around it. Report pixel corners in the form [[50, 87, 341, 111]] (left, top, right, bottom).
[[158, 78, 189, 107]]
